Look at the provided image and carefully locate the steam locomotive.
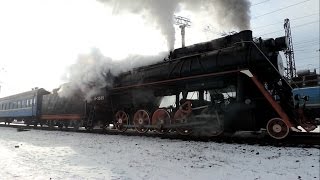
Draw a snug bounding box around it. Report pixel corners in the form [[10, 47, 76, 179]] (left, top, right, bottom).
[[0, 30, 318, 139]]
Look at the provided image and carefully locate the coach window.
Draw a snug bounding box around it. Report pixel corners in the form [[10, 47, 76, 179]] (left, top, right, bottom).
[[17, 101, 21, 108], [22, 100, 26, 108], [33, 97, 36, 105]]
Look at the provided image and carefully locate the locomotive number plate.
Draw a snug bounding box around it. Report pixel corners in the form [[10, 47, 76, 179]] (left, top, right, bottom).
[[94, 96, 105, 101]]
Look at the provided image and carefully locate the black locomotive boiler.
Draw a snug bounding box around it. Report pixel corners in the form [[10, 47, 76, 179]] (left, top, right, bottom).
[[102, 30, 317, 139]]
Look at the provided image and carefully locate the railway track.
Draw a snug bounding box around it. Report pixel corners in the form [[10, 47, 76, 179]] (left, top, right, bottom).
[[1, 123, 319, 148]]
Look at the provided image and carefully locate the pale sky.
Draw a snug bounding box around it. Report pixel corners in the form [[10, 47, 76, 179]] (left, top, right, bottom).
[[0, 0, 319, 97]]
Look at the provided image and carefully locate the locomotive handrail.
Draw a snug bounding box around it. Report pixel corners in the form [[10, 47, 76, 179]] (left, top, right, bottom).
[[240, 70, 294, 129], [169, 46, 235, 62], [111, 69, 243, 91], [236, 41, 298, 90]]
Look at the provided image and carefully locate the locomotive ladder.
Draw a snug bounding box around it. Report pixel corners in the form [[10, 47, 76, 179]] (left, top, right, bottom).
[[85, 105, 95, 129]]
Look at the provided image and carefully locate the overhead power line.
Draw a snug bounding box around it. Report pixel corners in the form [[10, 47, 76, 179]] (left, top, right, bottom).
[[253, 13, 319, 30], [295, 47, 319, 51], [294, 39, 319, 45], [295, 48, 320, 54], [251, 0, 271, 6], [295, 42, 320, 48], [257, 20, 319, 36], [300, 56, 320, 60], [253, 0, 313, 19]]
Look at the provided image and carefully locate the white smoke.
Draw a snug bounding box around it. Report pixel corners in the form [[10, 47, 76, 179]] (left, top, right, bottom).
[[59, 48, 167, 100], [98, 0, 251, 49], [60, 0, 251, 100], [183, 0, 251, 31]]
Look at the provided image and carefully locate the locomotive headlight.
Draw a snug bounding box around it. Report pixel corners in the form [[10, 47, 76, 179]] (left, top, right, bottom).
[[244, 98, 251, 105], [277, 54, 285, 76]]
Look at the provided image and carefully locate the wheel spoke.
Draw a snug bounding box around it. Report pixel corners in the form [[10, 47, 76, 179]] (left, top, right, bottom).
[[134, 110, 150, 133], [174, 108, 192, 136], [152, 109, 171, 134], [115, 111, 129, 132]]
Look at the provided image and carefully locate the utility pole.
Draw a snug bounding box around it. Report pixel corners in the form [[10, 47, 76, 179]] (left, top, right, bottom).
[[174, 16, 191, 48], [284, 18, 297, 79]]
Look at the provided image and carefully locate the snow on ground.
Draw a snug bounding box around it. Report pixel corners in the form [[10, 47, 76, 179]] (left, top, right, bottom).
[[0, 127, 319, 180]]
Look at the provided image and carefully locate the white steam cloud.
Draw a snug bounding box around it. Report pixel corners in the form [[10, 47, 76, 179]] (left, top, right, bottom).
[[59, 48, 167, 100], [60, 0, 251, 100], [99, 0, 251, 49]]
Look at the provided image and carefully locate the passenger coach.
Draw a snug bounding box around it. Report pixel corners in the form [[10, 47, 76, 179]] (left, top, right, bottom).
[[0, 88, 49, 125]]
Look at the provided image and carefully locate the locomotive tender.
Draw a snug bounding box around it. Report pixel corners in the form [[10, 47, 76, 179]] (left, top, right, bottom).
[[0, 30, 318, 139]]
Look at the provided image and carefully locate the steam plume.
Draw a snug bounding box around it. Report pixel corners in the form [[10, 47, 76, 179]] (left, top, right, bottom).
[[98, 0, 251, 49], [59, 48, 167, 100], [60, 0, 251, 99], [184, 0, 251, 30]]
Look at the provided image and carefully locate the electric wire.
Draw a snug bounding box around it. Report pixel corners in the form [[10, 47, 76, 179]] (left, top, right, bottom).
[[251, 0, 271, 6], [253, 13, 319, 30], [294, 39, 319, 45], [253, 0, 314, 19], [256, 20, 319, 36]]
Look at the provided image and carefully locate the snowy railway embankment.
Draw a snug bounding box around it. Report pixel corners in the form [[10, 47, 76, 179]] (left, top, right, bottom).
[[0, 127, 319, 180]]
